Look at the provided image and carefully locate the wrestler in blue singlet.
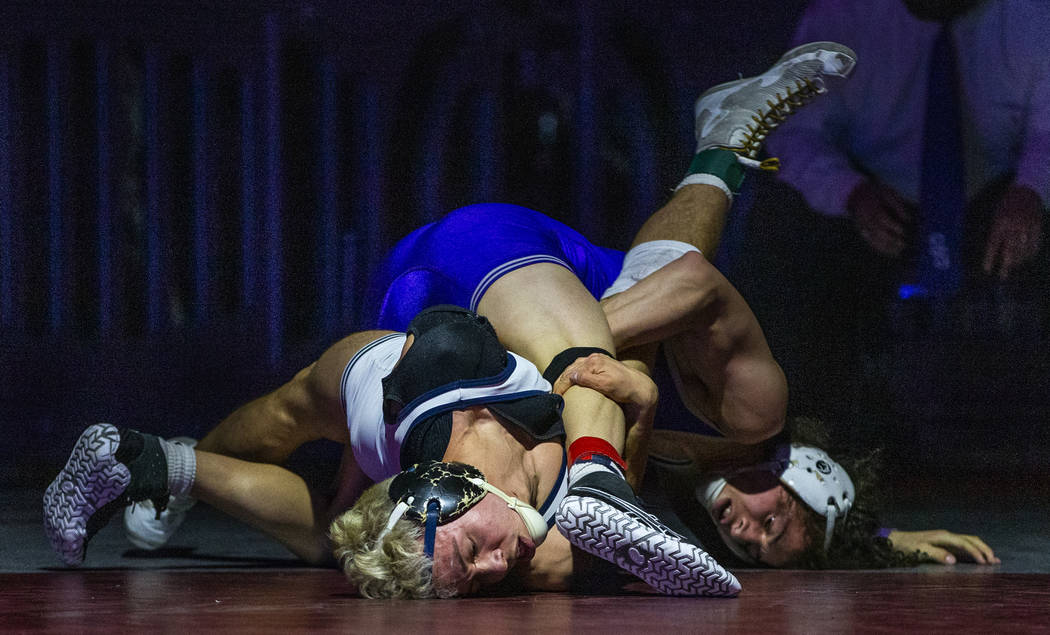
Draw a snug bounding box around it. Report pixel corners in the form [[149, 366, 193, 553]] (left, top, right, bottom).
[[368, 203, 625, 330], [367, 202, 719, 438]]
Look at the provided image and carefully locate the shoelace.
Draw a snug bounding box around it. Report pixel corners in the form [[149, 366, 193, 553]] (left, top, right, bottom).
[[735, 76, 825, 164]]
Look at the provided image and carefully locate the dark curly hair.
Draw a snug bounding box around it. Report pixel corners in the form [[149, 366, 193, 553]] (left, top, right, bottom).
[[785, 416, 923, 569]]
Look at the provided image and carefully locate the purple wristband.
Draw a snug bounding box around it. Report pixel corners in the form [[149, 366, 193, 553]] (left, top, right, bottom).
[[876, 527, 894, 539]]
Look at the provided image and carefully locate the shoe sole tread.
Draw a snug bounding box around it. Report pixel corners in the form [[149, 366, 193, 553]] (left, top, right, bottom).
[[557, 494, 741, 597], [43, 423, 131, 566]]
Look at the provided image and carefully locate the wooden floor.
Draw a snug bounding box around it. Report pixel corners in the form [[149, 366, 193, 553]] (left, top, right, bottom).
[[6, 481, 1050, 633], [5, 569, 1050, 633]]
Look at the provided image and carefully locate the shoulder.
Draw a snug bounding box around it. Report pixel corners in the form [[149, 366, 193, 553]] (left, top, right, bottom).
[[306, 330, 403, 414]]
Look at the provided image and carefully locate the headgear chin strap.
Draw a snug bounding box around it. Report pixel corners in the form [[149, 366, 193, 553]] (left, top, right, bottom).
[[377, 461, 547, 558], [777, 444, 854, 551], [696, 476, 760, 564], [465, 477, 548, 545]]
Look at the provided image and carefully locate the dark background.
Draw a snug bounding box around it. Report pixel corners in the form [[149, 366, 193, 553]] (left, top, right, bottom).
[[1, 1, 1046, 495]]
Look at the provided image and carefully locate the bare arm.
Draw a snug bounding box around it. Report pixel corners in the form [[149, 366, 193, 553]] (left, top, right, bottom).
[[602, 251, 787, 444], [188, 331, 391, 566], [516, 530, 574, 591], [197, 330, 395, 463]]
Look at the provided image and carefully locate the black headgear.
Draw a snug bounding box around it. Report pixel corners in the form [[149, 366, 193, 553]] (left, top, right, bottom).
[[379, 460, 548, 557]]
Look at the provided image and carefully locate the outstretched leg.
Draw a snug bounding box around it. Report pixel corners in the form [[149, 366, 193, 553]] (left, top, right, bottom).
[[45, 423, 364, 568], [122, 330, 376, 553]]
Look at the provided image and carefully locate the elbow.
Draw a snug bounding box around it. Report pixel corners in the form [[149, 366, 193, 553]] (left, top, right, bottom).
[[669, 250, 728, 315], [718, 404, 784, 445], [720, 368, 788, 444], [732, 413, 785, 445]]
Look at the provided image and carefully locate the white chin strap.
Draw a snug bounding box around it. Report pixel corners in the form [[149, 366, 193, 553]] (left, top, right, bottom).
[[778, 444, 855, 552], [376, 500, 413, 545], [467, 477, 548, 546], [696, 477, 758, 564]]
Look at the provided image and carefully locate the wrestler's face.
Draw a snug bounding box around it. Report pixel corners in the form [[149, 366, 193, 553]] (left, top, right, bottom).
[[429, 492, 538, 596], [711, 471, 811, 567]]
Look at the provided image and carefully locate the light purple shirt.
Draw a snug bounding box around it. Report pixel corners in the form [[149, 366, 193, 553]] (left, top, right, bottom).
[[767, 0, 1050, 217]]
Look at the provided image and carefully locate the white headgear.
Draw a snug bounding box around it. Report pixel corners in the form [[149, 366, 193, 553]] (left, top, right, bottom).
[[696, 443, 855, 561], [778, 444, 854, 551]]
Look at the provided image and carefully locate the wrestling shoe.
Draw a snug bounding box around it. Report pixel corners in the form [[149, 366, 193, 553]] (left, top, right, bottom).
[[124, 437, 197, 550], [556, 470, 741, 596], [694, 41, 857, 167], [43, 423, 169, 566]]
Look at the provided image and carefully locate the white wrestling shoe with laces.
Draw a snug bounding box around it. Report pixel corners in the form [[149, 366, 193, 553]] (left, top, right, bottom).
[[123, 436, 197, 550], [694, 41, 857, 169]]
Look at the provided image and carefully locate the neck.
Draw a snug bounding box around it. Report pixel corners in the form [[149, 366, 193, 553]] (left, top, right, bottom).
[[442, 407, 561, 507]]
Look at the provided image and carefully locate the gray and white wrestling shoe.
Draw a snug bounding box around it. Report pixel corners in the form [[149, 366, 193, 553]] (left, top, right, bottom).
[[43, 423, 170, 566], [124, 437, 197, 550], [556, 470, 741, 596], [694, 41, 857, 165]]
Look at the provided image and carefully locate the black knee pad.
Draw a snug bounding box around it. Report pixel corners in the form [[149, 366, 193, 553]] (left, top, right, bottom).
[[543, 346, 614, 384]]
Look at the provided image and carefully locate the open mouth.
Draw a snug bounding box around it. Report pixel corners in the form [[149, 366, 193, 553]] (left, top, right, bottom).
[[715, 498, 732, 525], [517, 537, 535, 563]]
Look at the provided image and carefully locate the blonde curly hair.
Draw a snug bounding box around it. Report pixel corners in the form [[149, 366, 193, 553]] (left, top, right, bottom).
[[329, 477, 458, 599]]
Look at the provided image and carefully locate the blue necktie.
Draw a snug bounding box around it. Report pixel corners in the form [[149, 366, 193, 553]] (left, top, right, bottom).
[[915, 23, 966, 299]]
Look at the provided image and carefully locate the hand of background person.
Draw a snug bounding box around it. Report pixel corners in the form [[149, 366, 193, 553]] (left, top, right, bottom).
[[982, 184, 1044, 280], [847, 179, 917, 257], [887, 529, 1000, 565]]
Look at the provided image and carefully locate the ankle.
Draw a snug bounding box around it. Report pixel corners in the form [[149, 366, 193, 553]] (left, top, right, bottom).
[[159, 438, 197, 498], [568, 437, 627, 482], [676, 149, 745, 199]]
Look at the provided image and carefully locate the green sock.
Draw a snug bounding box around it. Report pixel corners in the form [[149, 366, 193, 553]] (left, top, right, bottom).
[[686, 149, 745, 193]]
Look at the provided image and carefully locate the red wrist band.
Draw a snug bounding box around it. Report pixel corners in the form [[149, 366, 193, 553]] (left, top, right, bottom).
[[568, 436, 627, 470]]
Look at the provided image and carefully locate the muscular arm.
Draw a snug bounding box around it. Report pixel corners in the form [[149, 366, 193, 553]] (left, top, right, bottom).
[[197, 330, 394, 463], [601, 250, 787, 444], [516, 529, 574, 591], [189, 331, 388, 566]]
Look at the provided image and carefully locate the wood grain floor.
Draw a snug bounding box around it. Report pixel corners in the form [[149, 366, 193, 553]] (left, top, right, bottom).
[[5, 569, 1049, 633]]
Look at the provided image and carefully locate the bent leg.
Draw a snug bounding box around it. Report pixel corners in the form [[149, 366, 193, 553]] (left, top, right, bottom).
[[477, 263, 626, 454], [125, 331, 377, 554], [192, 450, 339, 566], [603, 248, 786, 444], [631, 183, 732, 256]]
